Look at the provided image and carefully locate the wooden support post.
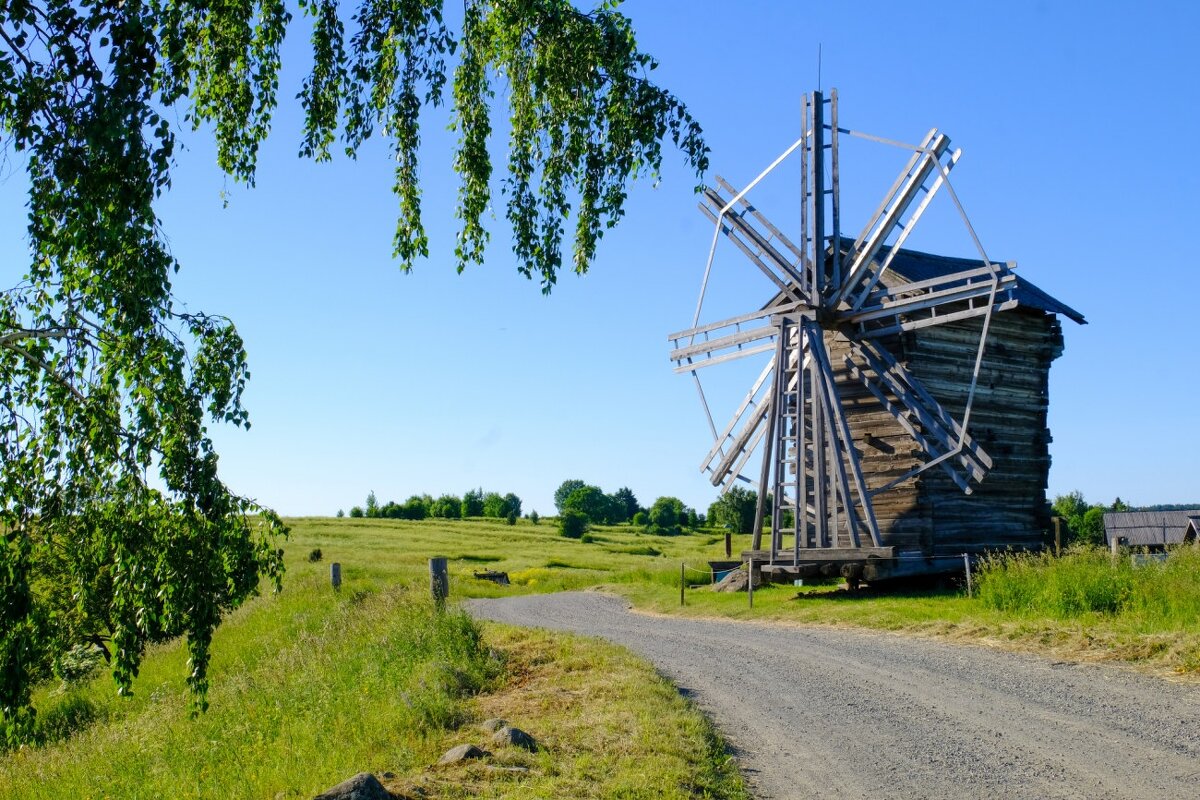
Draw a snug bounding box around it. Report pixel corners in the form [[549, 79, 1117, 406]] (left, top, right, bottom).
[[1053, 516, 1063, 555], [429, 557, 448, 610], [330, 562, 342, 591], [1110, 534, 1120, 562], [680, 562, 686, 607], [725, 530, 732, 558], [962, 553, 973, 598], [748, 558, 755, 610]]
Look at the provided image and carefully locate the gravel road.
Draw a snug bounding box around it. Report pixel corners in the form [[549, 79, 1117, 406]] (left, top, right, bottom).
[[467, 592, 1200, 800]]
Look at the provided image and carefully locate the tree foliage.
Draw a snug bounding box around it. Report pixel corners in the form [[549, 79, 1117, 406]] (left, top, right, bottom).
[[460, 488, 485, 518], [0, 0, 706, 741], [553, 479, 586, 514], [610, 486, 638, 523], [562, 484, 616, 524], [710, 486, 757, 534]]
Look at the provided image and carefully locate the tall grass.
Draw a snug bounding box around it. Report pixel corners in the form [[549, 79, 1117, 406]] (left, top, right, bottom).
[[977, 546, 1200, 628]]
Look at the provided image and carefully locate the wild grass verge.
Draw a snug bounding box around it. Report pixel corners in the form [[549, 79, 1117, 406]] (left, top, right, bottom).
[[977, 546, 1200, 625]]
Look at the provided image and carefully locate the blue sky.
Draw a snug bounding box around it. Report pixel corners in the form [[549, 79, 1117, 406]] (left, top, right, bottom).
[[3, 1, 1197, 516]]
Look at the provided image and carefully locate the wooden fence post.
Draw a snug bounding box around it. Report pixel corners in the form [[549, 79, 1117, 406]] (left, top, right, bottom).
[[330, 562, 341, 591], [748, 558, 754, 610], [680, 562, 685, 606], [429, 557, 448, 610], [962, 553, 973, 598]]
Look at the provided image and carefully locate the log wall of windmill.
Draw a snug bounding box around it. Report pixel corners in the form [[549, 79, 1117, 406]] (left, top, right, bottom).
[[828, 310, 1065, 555]]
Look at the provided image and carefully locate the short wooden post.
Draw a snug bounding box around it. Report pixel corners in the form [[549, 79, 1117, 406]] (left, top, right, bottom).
[[680, 562, 685, 606], [748, 558, 754, 610], [725, 530, 732, 558], [1052, 516, 1063, 555], [429, 557, 448, 610], [1110, 534, 1120, 562], [330, 562, 342, 591], [962, 553, 972, 598]]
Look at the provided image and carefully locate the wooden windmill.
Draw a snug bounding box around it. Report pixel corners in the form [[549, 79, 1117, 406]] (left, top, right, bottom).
[[670, 90, 1084, 581]]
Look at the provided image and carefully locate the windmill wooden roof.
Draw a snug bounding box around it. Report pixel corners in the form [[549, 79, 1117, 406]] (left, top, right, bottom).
[[876, 245, 1087, 325], [1103, 510, 1200, 546]]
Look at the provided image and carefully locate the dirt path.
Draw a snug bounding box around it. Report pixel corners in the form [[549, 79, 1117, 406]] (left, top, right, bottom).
[[467, 592, 1200, 799]]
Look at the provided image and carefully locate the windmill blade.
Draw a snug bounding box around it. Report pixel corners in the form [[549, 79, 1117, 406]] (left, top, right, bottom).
[[844, 337, 992, 492], [668, 299, 803, 373], [845, 147, 962, 312], [831, 131, 954, 308], [701, 355, 775, 485], [840, 266, 1018, 338], [703, 332, 811, 488], [699, 181, 812, 304]]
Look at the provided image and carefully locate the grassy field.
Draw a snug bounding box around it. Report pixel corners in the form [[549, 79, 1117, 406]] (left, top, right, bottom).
[[0, 518, 748, 799], [5, 516, 1198, 798]]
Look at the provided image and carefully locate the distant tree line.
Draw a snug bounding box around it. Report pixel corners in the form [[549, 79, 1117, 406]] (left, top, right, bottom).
[[346, 489, 525, 525]]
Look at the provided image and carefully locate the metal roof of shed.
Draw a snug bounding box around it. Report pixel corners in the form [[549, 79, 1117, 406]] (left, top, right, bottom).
[[1103, 510, 1200, 546]]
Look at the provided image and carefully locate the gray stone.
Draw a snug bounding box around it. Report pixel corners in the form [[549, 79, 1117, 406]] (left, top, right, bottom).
[[491, 726, 537, 751], [437, 743, 488, 765], [712, 568, 760, 593], [479, 718, 507, 733], [312, 772, 390, 800]]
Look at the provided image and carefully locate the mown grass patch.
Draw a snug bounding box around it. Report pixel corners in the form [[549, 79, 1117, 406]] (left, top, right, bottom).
[[388, 625, 748, 800]]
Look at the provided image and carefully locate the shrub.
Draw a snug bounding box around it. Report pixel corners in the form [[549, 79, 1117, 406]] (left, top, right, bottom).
[[559, 510, 589, 539], [505, 510, 518, 526], [529, 510, 540, 525], [580, 533, 595, 544], [336, 509, 344, 518], [632, 510, 649, 527], [349, 506, 364, 518], [308, 548, 323, 563]]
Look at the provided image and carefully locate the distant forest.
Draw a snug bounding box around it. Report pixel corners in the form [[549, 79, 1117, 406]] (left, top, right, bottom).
[[1134, 503, 1200, 511]]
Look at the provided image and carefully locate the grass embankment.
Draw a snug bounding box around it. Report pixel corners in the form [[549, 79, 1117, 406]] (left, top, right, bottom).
[[1, 519, 747, 799]]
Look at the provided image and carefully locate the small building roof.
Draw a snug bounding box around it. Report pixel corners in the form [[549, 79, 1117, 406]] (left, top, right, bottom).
[[878, 245, 1087, 325], [1103, 510, 1200, 546]]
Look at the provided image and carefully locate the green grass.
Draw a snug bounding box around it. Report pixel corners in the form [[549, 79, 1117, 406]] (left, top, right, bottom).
[[976, 546, 1200, 624], [7, 517, 1200, 798], [1, 518, 748, 799]]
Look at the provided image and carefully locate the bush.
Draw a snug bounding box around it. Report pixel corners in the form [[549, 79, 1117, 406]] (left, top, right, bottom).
[[349, 506, 364, 518], [308, 548, 323, 563], [505, 510, 518, 526], [580, 533, 595, 543], [336, 509, 344, 518], [559, 510, 589, 539], [529, 510, 540, 525], [632, 510, 649, 527]]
